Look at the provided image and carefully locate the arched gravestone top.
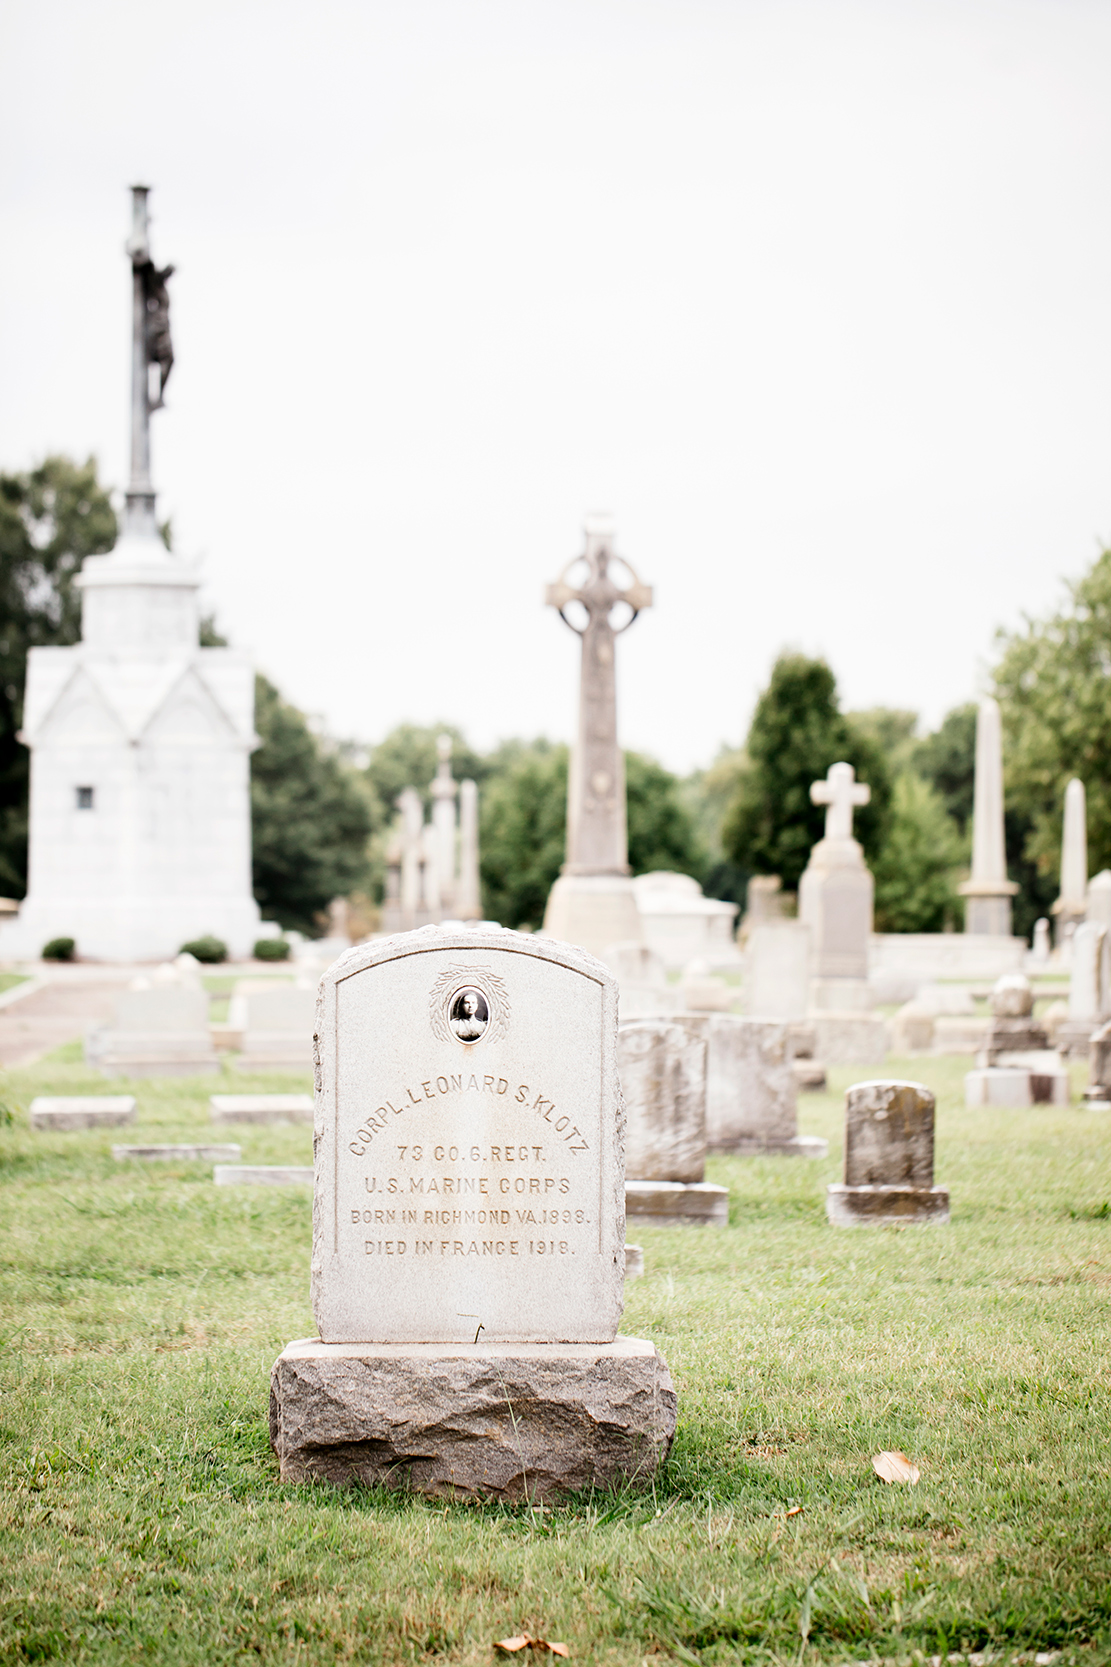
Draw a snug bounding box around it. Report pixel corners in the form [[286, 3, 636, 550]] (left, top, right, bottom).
[[311, 926, 624, 1345]]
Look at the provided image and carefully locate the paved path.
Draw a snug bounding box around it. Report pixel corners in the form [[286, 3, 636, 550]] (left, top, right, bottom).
[[0, 976, 131, 1068]]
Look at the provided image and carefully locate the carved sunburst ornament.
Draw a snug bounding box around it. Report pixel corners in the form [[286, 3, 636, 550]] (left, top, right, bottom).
[[429, 964, 511, 1046]]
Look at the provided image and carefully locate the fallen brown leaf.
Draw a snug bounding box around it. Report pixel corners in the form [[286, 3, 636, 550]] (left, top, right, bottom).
[[495, 1637, 569, 1658], [871, 1449, 920, 1485], [786, 1505, 804, 1517]]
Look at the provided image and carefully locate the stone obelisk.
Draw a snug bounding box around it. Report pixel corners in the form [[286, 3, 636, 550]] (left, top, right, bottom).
[[542, 516, 652, 959], [0, 187, 262, 961], [959, 698, 1017, 935], [1053, 777, 1088, 941]]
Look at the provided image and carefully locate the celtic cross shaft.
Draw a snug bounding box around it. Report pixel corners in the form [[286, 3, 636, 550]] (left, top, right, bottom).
[[546, 517, 652, 876]]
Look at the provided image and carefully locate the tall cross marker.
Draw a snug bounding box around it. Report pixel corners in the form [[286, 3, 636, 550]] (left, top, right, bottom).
[[546, 517, 652, 875], [810, 762, 870, 843]]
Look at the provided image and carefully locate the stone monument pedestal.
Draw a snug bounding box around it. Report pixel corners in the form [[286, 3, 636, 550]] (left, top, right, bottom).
[[543, 873, 643, 963], [826, 1183, 950, 1226], [270, 1337, 676, 1500]]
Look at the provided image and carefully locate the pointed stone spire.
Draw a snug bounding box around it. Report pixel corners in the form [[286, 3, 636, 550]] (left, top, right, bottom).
[[1054, 777, 1088, 937], [959, 698, 1017, 935]]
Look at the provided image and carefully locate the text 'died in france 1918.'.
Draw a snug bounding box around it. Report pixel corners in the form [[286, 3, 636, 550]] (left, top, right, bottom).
[[311, 931, 624, 1345]]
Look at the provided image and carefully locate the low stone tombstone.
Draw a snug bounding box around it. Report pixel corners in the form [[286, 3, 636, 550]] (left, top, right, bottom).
[[602, 941, 678, 1020], [826, 1080, 949, 1226], [85, 981, 218, 1077], [269, 926, 676, 1499], [31, 1096, 136, 1130], [681, 1013, 827, 1158], [210, 1093, 314, 1125]]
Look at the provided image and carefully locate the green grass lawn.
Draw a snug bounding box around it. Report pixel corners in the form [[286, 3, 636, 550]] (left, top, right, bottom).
[[0, 1049, 1109, 1665], [0, 973, 30, 996]]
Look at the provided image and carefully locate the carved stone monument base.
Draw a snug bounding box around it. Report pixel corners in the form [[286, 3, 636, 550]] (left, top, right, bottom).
[[543, 873, 643, 961], [624, 1179, 729, 1225], [270, 1337, 676, 1500], [826, 1183, 950, 1227]]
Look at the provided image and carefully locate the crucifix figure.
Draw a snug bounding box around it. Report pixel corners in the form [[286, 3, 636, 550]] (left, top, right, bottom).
[[810, 761, 870, 843], [546, 517, 652, 875], [123, 184, 174, 539]]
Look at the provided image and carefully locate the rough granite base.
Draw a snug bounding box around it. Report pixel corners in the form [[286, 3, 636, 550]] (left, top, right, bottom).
[[269, 1337, 676, 1500], [826, 1183, 950, 1227]]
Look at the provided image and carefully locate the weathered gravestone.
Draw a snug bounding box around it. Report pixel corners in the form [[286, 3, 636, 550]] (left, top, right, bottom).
[[617, 1019, 727, 1225], [31, 1095, 136, 1130], [680, 1014, 827, 1158], [826, 1080, 949, 1226], [1085, 1018, 1111, 1105], [269, 925, 676, 1499]]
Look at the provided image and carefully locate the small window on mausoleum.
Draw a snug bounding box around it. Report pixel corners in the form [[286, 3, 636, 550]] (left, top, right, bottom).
[[76, 786, 94, 810]]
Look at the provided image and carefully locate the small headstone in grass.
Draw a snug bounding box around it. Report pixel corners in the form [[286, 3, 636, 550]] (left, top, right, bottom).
[[232, 982, 316, 1071], [85, 980, 218, 1077], [31, 1096, 136, 1130], [269, 924, 676, 1500], [210, 1094, 313, 1125], [681, 1014, 828, 1157], [114, 1143, 241, 1161], [623, 1244, 644, 1279], [826, 1080, 949, 1226], [214, 1165, 313, 1185]]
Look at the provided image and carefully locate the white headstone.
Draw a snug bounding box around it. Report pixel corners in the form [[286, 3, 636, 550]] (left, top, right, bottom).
[[235, 982, 317, 1069], [631, 872, 739, 970], [680, 1013, 827, 1157], [312, 927, 624, 1344], [85, 979, 217, 1076]]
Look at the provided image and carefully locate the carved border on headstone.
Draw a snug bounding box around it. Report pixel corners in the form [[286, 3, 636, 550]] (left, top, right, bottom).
[[427, 963, 511, 1045]]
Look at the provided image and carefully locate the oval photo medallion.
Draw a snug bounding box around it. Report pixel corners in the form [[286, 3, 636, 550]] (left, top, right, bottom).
[[448, 986, 489, 1043]]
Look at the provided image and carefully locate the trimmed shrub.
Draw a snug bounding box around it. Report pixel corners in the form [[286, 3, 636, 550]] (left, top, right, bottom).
[[254, 937, 290, 961], [41, 937, 75, 962], [179, 935, 227, 964]]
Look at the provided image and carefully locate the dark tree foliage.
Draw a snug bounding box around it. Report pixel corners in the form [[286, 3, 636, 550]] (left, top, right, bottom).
[[479, 740, 568, 930], [366, 724, 487, 816], [0, 457, 116, 895], [625, 752, 707, 882], [992, 550, 1111, 939], [913, 703, 977, 834], [722, 653, 892, 892], [478, 740, 706, 929], [251, 674, 375, 934]]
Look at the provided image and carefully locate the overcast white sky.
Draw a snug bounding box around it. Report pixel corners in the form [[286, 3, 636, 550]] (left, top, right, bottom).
[[3, 0, 1110, 773]]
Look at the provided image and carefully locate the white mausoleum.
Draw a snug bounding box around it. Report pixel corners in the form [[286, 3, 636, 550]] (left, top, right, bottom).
[[0, 529, 261, 962]]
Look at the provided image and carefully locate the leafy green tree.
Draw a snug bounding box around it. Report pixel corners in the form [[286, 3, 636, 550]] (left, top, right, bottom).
[[992, 550, 1111, 936], [912, 703, 977, 834], [625, 752, 706, 882], [871, 772, 964, 932], [722, 653, 893, 891], [366, 724, 487, 816], [0, 456, 116, 894], [479, 740, 568, 929], [251, 674, 377, 933]]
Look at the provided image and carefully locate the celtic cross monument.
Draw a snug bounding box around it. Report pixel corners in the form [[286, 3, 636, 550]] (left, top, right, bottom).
[[542, 516, 652, 957]]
